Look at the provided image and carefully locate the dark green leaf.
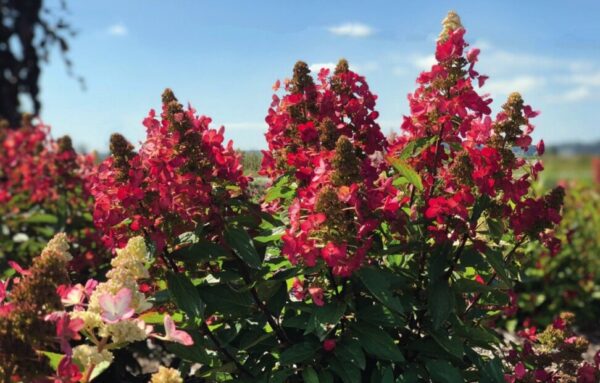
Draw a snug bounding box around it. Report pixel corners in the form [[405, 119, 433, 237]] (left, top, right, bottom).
[[225, 227, 261, 269], [425, 360, 463, 383], [334, 339, 366, 370], [483, 249, 510, 283], [171, 242, 228, 263], [166, 272, 205, 319], [329, 357, 362, 383], [357, 267, 404, 314], [302, 367, 320, 383], [279, 341, 319, 365], [198, 284, 253, 318], [352, 323, 405, 362], [357, 303, 405, 328], [428, 279, 454, 329], [166, 341, 210, 364], [318, 371, 334, 383]]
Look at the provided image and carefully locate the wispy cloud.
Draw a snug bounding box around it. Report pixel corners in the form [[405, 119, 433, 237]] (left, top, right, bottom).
[[405, 40, 600, 103], [485, 76, 546, 96], [560, 86, 591, 102], [309, 62, 337, 73], [328, 22, 374, 38], [106, 22, 128, 37], [412, 54, 436, 70]]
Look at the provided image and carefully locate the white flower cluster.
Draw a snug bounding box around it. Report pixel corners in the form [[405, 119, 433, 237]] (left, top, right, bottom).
[[438, 10, 463, 41], [150, 367, 183, 383], [41, 233, 73, 263], [72, 344, 114, 367], [71, 236, 153, 367]]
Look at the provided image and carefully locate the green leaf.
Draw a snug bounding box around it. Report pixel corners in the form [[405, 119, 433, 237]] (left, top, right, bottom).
[[486, 218, 505, 241], [90, 361, 112, 381], [312, 301, 346, 326], [41, 351, 63, 369], [318, 371, 334, 383], [166, 341, 210, 364], [166, 272, 205, 320], [479, 357, 505, 383], [430, 332, 464, 360], [171, 242, 228, 263], [352, 323, 405, 362], [279, 341, 319, 365], [483, 249, 510, 283], [381, 366, 394, 383], [270, 369, 293, 383], [329, 357, 362, 383], [198, 284, 253, 318], [357, 303, 405, 329], [425, 360, 463, 383], [399, 136, 437, 160], [302, 367, 320, 383], [387, 156, 423, 191], [428, 279, 454, 329], [225, 226, 261, 269], [335, 339, 366, 370], [357, 267, 404, 314], [24, 213, 58, 224], [265, 175, 295, 202]]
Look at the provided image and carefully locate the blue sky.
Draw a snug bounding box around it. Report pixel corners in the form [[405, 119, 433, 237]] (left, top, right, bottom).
[[40, 0, 600, 151]]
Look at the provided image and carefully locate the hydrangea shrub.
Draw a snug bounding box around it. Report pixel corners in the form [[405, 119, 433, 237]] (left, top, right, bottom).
[[0, 117, 106, 272], [0, 11, 574, 383]]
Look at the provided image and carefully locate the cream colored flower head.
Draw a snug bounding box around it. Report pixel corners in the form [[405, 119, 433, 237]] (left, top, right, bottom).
[[438, 10, 463, 41], [88, 236, 152, 314], [73, 344, 113, 367], [150, 366, 183, 383], [41, 233, 72, 262]]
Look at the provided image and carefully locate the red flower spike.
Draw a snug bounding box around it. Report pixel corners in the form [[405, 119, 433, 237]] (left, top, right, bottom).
[[90, 89, 248, 251]]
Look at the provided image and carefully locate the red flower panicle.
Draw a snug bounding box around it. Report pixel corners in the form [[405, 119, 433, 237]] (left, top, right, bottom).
[[262, 60, 398, 276], [91, 89, 248, 250], [387, 11, 562, 252], [0, 117, 105, 270]]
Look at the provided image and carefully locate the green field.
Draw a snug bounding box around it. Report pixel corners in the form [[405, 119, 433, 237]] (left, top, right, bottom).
[[242, 151, 597, 189], [539, 154, 595, 188]]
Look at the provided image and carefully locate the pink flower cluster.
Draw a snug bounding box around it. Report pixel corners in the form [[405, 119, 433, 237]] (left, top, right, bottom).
[[91, 90, 248, 250], [0, 122, 95, 206], [505, 314, 599, 383]]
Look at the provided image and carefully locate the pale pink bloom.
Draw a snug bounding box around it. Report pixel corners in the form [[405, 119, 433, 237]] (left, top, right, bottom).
[[98, 287, 135, 323], [84, 279, 99, 296], [0, 279, 8, 304], [57, 284, 86, 308], [152, 314, 194, 346]]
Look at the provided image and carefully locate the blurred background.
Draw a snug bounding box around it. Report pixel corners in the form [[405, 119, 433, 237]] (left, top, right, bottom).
[[1, 0, 599, 185]]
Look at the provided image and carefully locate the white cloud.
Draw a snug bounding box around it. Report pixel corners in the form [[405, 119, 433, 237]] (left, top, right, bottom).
[[559, 71, 600, 87], [563, 86, 591, 102], [328, 23, 374, 38], [106, 23, 128, 37], [309, 62, 337, 73], [412, 54, 436, 70], [484, 76, 546, 96], [551, 86, 591, 103], [308, 62, 363, 73]]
